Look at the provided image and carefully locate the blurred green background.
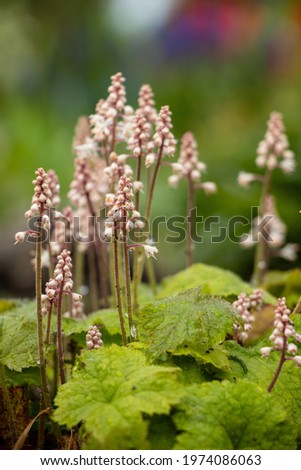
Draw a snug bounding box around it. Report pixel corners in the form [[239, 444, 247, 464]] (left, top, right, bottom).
[[1, 0, 301, 296]]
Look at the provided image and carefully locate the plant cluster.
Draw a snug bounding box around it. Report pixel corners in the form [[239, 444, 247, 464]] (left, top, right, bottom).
[[1, 74, 301, 450]]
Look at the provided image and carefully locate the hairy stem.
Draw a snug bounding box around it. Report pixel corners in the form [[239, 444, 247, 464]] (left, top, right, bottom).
[[36, 218, 52, 411], [45, 302, 53, 345], [293, 296, 301, 314], [146, 257, 157, 295], [88, 244, 99, 312], [134, 143, 165, 311], [121, 209, 135, 341], [145, 143, 164, 221], [186, 173, 195, 267], [56, 283, 66, 385], [74, 245, 84, 297], [85, 191, 109, 307], [113, 226, 127, 345], [253, 169, 272, 286], [267, 338, 287, 392]]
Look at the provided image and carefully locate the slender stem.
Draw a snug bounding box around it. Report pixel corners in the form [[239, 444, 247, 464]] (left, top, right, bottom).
[[56, 283, 66, 385], [267, 338, 287, 392], [85, 191, 109, 307], [145, 143, 164, 221], [133, 151, 143, 311], [0, 361, 17, 447], [123, 241, 135, 340], [253, 169, 272, 286], [113, 226, 127, 345], [134, 144, 165, 311], [47, 236, 54, 279], [88, 244, 99, 312], [135, 152, 142, 212], [121, 209, 135, 341], [74, 245, 84, 293], [146, 257, 157, 295], [109, 240, 116, 307], [292, 296, 301, 314], [186, 173, 195, 267], [36, 217, 52, 411], [45, 302, 53, 345]]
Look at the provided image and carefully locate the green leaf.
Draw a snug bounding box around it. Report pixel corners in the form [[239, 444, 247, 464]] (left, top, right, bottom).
[[0, 299, 17, 314], [4, 366, 40, 386], [1, 317, 38, 371], [224, 341, 301, 440], [263, 269, 301, 309], [138, 288, 240, 369], [158, 263, 275, 303], [54, 345, 184, 449], [62, 308, 122, 337], [62, 308, 126, 347], [0, 302, 39, 371], [173, 380, 297, 450]]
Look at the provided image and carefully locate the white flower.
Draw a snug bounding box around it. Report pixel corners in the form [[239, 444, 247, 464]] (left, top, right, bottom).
[[292, 356, 301, 367], [14, 231, 27, 244], [287, 343, 298, 355], [143, 245, 159, 259], [168, 175, 180, 188], [145, 153, 155, 168], [240, 232, 256, 248], [135, 219, 145, 229], [75, 140, 97, 158], [41, 249, 50, 268], [279, 159, 296, 174], [255, 155, 266, 167], [172, 162, 184, 174], [278, 243, 299, 262], [133, 181, 144, 193], [72, 293, 83, 302], [105, 193, 115, 206], [260, 346, 273, 358], [104, 226, 113, 239], [237, 171, 258, 188], [200, 182, 217, 194], [117, 154, 128, 164], [191, 169, 201, 181]]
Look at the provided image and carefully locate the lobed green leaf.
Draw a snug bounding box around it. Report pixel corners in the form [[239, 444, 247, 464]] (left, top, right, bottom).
[[139, 287, 240, 369], [54, 345, 184, 449], [173, 379, 297, 449], [158, 263, 275, 303]]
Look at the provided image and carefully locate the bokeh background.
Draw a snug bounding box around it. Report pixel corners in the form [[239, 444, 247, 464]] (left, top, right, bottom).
[[1, 0, 301, 296]]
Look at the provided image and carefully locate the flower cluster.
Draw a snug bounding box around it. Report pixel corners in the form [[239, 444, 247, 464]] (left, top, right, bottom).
[[90, 73, 134, 149], [146, 105, 176, 168], [53, 250, 74, 292], [50, 206, 73, 256], [136, 84, 157, 123], [86, 325, 103, 350], [238, 112, 295, 190], [241, 195, 299, 261], [47, 169, 61, 207], [233, 289, 263, 343], [41, 278, 58, 315], [168, 131, 217, 193], [256, 111, 295, 174], [15, 167, 57, 244], [261, 297, 301, 366], [105, 175, 144, 239], [41, 250, 82, 314], [103, 151, 133, 188], [64, 298, 86, 320], [68, 155, 107, 213], [128, 115, 151, 158]]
